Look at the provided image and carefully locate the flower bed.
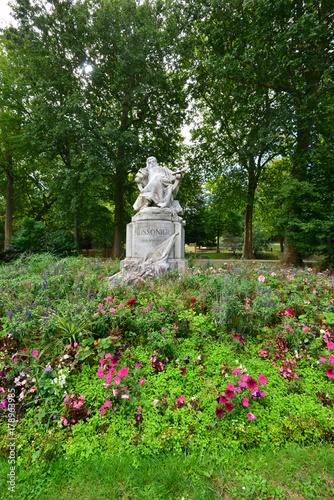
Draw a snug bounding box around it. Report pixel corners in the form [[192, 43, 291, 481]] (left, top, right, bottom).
[[0, 254, 333, 463]]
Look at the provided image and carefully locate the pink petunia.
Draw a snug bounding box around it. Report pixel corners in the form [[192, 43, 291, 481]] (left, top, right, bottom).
[[105, 371, 113, 384], [117, 367, 129, 377], [114, 376, 121, 385], [121, 394, 130, 399], [246, 377, 257, 389], [109, 307, 116, 313], [240, 374, 248, 381], [216, 407, 224, 418], [232, 368, 242, 375], [319, 357, 327, 362], [225, 402, 234, 412], [101, 310, 106, 315], [247, 413, 256, 420], [31, 350, 38, 357], [100, 406, 105, 416], [258, 373, 267, 385], [22, 348, 27, 353], [104, 400, 112, 408], [328, 342, 334, 350], [112, 388, 118, 397], [217, 394, 228, 404], [326, 368, 334, 378], [225, 388, 234, 398], [242, 397, 249, 407], [139, 378, 145, 385], [329, 355, 334, 366], [232, 334, 240, 339], [97, 369, 105, 378]]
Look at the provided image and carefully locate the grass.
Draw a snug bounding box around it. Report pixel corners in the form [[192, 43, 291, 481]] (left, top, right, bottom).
[[1, 444, 333, 500]]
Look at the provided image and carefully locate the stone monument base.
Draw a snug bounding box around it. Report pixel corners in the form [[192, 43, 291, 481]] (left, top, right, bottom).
[[120, 207, 188, 272]]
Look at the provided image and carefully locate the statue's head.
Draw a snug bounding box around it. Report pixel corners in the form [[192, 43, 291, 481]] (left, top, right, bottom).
[[146, 156, 158, 169]]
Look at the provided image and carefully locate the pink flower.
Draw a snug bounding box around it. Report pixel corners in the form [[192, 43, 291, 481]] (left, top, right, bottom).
[[258, 276, 265, 282], [112, 388, 118, 397], [121, 394, 130, 399], [104, 400, 112, 408], [0, 400, 6, 408], [109, 307, 116, 313], [329, 355, 334, 366], [22, 348, 27, 353], [97, 369, 105, 378], [217, 394, 228, 404], [258, 373, 267, 385], [232, 334, 240, 339], [31, 350, 38, 357], [246, 377, 257, 389], [238, 381, 247, 388], [242, 397, 249, 407], [232, 368, 242, 375], [105, 371, 113, 384], [227, 383, 234, 390], [139, 378, 145, 385], [114, 376, 121, 385], [153, 399, 159, 406], [216, 407, 224, 418], [302, 326, 310, 332], [259, 391, 266, 398], [328, 342, 334, 350], [319, 357, 327, 362], [247, 413, 256, 420], [100, 406, 105, 416], [101, 310, 106, 315], [313, 289, 317, 294], [240, 374, 248, 381], [326, 368, 334, 378], [225, 401, 234, 412], [180, 367, 186, 374], [117, 367, 129, 377], [225, 388, 234, 398]]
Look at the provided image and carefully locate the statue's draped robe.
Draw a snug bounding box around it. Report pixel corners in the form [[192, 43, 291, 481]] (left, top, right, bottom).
[[133, 166, 179, 211]]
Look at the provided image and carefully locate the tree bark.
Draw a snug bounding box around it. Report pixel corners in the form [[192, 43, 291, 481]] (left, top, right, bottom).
[[111, 169, 125, 258], [278, 234, 284, 253], [242, 203, 254, 259], [242, 161, 256, 259], [4, 157, 14, 251], [73, 213, 79, 249], [281, 236, 303, 266]]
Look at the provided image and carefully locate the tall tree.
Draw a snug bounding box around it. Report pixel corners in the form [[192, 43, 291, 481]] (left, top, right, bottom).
[[182, 0, 334, 264]]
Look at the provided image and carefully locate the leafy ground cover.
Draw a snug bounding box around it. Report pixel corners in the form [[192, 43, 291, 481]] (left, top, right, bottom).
[[0, 254, 334, 498]]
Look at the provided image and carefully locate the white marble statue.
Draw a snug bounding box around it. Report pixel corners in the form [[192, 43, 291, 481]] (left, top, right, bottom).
[[133, 156, 189, 212]]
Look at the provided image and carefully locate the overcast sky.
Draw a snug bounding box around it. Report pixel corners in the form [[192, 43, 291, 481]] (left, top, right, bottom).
[[0, 0, 14, 27]]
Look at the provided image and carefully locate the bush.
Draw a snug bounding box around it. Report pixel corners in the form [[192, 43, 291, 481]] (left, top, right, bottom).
[[12, 218, 47, 252]]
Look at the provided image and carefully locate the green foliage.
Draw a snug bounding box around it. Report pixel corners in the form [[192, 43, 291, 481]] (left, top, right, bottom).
[[12, 218, 47, 252]]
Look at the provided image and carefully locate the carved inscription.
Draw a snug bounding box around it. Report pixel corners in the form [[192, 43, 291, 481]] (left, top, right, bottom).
[[135, 228, 170, 236]]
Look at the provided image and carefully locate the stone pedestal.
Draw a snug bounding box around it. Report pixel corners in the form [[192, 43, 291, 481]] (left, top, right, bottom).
[[120, 207, 188, 271]]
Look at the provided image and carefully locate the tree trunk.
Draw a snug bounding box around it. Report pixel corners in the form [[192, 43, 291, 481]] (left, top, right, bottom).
[[242, 161, 256, 259], [112, 163, 125, 258], [278, 234, 284, 253], [242, 203, 254, 259], [281, 236, 303, 266], [4, 159, 14, 251], [74, 214, 79, 249], [216, 224, 220, 253]]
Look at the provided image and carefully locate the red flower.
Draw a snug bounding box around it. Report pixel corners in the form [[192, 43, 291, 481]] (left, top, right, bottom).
[[180, 367, 186, 374], [225, 402, 234, 412], [217, 394, 228, 404], [246, 377, 257, 389], [126, 297, 136, 307], [326, 367, 334, 378], [232, 334, 239, 339], [216, 407, 224, 418], [191, 297, 197, 305], [286, 308, 295, 317], [225, 388, 234, 398]]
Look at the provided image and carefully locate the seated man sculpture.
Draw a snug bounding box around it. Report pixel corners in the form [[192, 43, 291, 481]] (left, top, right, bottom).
[[133, 156, 188, 212]]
